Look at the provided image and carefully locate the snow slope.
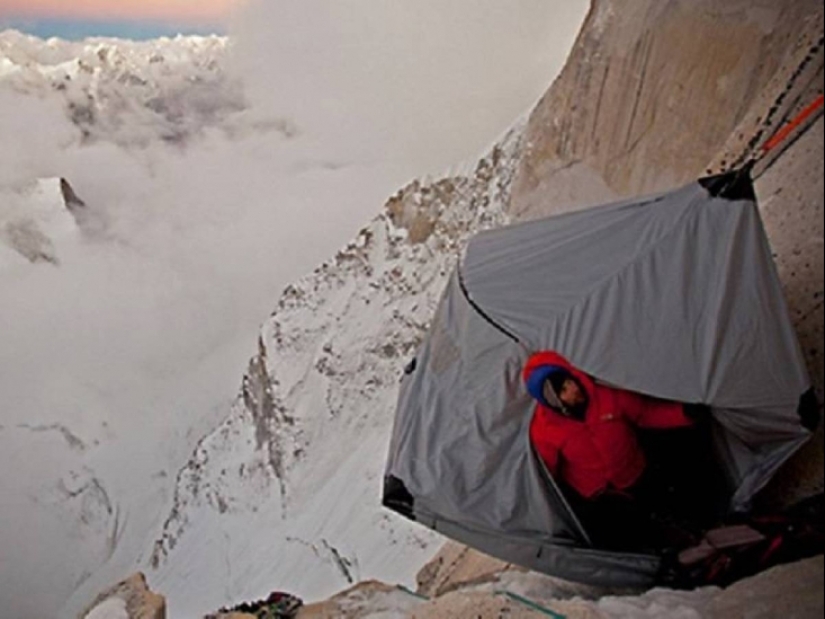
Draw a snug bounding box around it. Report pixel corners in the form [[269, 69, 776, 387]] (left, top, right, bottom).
[[0, 6, 590, 616], [142, 128, 523, 618], [0, 177, 83, 266], [0, 30, 244, 148]]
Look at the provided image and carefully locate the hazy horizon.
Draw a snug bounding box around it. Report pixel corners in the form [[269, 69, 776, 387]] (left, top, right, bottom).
[[0, 0, 239, 39], [0, 17, 225, 40], [0, 2, 593, 616]]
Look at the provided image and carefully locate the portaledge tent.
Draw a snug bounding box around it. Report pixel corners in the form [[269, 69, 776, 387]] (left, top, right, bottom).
[[383, 172, 817, 588]]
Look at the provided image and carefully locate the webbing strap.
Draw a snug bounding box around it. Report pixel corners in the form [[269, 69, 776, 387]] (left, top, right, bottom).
[[753, 93, 825, 180], [761, 95, 825, 154], [395, 585, 431, 602], [722, 37, 823, 175], [497, 591, 569, 618]]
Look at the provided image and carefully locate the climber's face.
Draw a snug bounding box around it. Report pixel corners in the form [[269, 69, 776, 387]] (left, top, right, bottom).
[[543, 377, 588, 421], [558, 378, 586, 408]]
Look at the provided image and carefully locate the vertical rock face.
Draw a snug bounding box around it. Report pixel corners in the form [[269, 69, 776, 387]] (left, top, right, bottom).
[[510, 0, 823, 219], [288, 556, 824, 618], [752, 117, 824, 504], [79, 573, 165, 619], [415, 542, 516, 598], [509, 0, 824, 503]]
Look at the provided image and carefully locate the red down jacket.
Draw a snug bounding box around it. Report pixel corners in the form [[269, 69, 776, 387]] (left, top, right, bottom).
[[524, 351, 693, 499]]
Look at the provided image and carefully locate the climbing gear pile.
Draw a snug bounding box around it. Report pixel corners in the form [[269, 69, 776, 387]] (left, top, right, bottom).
[[206, 592, 303, 619]]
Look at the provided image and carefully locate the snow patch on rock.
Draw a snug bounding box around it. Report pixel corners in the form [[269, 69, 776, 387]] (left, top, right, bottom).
[[147, 127, 524, 616], [0, 178, 84, 267], [84, 597, 129, 619]]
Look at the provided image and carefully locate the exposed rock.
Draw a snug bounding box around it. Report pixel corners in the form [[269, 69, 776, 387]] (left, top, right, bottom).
[[704, 7, 825, 506], [411, 590, 553, 619], [79, 573, 165, 619], [4, 218, 57, 264], [298, 582, 423, 619], [707, 555, 824, 618], [305, 557, 822, 619], [60, 177, 87, 213], [0, 177, 86, 266], [416, 542, 517, 598], [206, 591, 303, 619], [148, 125, 521, 611], [508, 0, 824, 507], [510, 0, 824, 219], [416, 0, 824, 610], [753, 114, 825, 506]]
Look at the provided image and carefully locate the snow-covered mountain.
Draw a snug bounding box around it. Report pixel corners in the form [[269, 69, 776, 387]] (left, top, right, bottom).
[[0, 30, 248, 148], [1, 6, 591, 616], [0, 177, 86, 267], [130, 127, 522, 617]]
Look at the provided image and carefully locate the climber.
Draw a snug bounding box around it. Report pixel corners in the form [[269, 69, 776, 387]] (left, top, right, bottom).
[[524, 351, 714, 549]]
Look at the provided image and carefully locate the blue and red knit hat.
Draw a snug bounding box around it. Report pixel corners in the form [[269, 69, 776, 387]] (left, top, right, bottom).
[[526, 365, 570, 410]]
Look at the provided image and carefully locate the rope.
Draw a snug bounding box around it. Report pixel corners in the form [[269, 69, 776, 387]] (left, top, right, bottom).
[[719, 35, 824, 176], [396, 586, 571, 617], [761, 94, 825, 154], [754, 94, 825, 180], [497, 591, 568, 619], [395, 585, 431, 602]]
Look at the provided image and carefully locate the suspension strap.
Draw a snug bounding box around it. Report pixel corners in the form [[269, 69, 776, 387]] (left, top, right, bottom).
[[722, 36, 824, 176], [761, 94, 825, 154], [497, 591, 569, 619], [753, 93, 825, 180]]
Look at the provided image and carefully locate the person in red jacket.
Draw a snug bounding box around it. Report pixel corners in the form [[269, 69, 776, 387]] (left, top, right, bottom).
[[524, 351, 713, 550], [525, 351, 696, 501]]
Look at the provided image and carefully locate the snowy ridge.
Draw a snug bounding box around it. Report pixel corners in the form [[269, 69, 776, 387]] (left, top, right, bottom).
[[0, 30, 252, 147], [147, 127, 524, 615], [0, 177, 84, 267]]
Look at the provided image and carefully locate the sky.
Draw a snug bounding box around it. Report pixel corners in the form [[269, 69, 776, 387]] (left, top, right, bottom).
[[0, 0, 244, 39]]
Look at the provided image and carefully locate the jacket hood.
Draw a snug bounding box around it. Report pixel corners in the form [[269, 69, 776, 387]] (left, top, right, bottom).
[[523, 351, 596, 415]]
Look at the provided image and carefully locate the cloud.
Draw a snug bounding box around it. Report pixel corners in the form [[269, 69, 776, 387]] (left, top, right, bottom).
[[229, 0, 590, 172], [0, 60, 421, 619], [0, 3, 590, 616], [0, 88, 79, 185]]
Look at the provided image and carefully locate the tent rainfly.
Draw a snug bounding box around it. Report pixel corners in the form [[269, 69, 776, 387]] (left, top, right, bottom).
[[383, 170, 818, 588]]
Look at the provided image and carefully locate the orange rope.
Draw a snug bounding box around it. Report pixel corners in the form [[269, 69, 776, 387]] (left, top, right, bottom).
[[761, 95, 825, 154]]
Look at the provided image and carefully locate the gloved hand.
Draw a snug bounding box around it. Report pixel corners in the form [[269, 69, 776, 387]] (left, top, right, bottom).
[[684, 403, 713, 423]]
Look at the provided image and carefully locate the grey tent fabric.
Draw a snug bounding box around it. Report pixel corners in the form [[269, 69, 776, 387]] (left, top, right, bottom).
[[384, 175, 814, 587]]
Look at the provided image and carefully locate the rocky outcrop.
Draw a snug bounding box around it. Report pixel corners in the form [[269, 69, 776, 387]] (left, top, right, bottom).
[[147, 128, 522, 612], [298, 582, 422, 619], [415, 542, 517, 599], [510, 0, 823, 219], [290, 557, 823, 619], [79, 573, 165, 619], [510, 0, 824, 504], [0, 177, 86, 266], [751, 114, 824, 505]]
